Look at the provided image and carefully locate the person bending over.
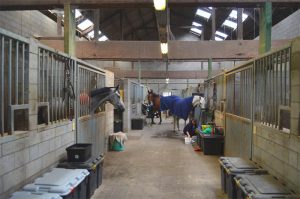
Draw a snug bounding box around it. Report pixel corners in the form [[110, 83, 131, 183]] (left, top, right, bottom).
[[183, 119, 197, 138]]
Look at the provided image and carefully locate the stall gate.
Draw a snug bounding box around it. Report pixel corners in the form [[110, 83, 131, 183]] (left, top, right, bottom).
[[208, 45, 292, 160], [37, 44, 108, 157], [76, 61, 106, 156], [0, 29, 29, 135]]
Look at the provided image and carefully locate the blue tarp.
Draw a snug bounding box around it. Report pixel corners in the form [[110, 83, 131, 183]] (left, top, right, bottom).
[[160, 95, 193, 120]]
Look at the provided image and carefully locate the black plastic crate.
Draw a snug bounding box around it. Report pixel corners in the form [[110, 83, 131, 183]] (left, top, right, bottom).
[[58, 155, 104, 199], [66, 143, 92, 162], [219, 157, 267, 199], [234, 173, 300, 199], [131, 118, 144, 130], [96, 156, 104, 187], [199, 133, 224, 155]]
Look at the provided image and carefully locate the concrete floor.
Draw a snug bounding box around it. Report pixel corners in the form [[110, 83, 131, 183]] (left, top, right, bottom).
[[92, 119, 227, 199]]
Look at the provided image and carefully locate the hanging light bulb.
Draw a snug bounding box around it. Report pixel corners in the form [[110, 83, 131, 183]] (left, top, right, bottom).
[[153, 0, 166, 11], [160, 43, 168, 54]]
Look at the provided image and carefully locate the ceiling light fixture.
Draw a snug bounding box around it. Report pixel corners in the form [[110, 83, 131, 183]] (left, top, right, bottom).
[[161, 43, 168, 54], [153, 0, 166, 11]]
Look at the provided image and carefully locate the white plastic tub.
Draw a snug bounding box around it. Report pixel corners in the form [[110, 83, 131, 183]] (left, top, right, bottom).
[[23, 168, 89, 199], [10, 191, 62, 199], [184, 137, 192, 144]]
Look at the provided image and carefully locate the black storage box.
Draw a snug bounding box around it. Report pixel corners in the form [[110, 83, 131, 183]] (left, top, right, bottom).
[[219, 157, 267, 199], [131, 118, 144, 130], [58, 155, 104, 199], [114, 120, 123, 132], [66, 143, 92, 162], [198, 132, 224, 155], [234, 173, 300, 199]]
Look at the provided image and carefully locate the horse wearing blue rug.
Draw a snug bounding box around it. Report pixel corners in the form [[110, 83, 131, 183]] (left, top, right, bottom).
[[148, 90, 203, 131]]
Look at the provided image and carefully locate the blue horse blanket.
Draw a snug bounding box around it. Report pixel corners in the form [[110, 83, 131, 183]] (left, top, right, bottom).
[[160, 95, 193, 120]]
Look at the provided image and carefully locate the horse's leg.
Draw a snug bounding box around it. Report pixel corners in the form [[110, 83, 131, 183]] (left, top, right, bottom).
[[159, 111, 162, 124], [173, 116, 176, 132], [177, 117, 180, 131]]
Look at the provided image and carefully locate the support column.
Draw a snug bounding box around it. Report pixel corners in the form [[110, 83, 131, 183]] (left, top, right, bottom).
[[64, 4, 76, 56], [259, 2, 272, 54], [57, 13, 63, 36], [211, 8, 216, 40], [237, 8, 243, 40], [138, 61, 141, 84], [93, 9, 100, 40], [208, 58, 212, 78]]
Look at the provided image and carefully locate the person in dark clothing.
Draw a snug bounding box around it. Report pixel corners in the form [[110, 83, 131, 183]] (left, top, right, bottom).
[[183, 119, 197, 138]]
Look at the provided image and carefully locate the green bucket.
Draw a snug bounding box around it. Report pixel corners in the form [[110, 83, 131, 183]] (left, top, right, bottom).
[[112, 139, 125, 151]]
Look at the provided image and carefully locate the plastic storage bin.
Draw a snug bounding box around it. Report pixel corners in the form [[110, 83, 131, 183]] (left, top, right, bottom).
[[219, 157, 267, 199], [57, 155, 104, 199], [23, 168, 89, 199], [234, 173, 300, 199], [66, 144, 92, 162], [131, 118, 144, 130], [198, 132, 224, 155], [10, 191, 62, 199]]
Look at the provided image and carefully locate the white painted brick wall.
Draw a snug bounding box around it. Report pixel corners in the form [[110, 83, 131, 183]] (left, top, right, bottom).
[[2, 166, 26, 193], [14, 149, 30, 169], [0, 154, 15, 176]]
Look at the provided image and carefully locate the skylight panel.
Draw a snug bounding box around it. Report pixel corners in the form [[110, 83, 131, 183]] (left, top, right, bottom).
[[223, 19, 237, 29], [190, 27, 202, 35], [87, 30, 102, 38], [75, 10, 82, 18], [78, 19, 93, 30], [215, 36, 224, 41], [192, 22, 202, 27], [196, 9, 211, 19], [98, 35, 108, 41], [229, 10, 248, 22], [215, 31, 228, 39]]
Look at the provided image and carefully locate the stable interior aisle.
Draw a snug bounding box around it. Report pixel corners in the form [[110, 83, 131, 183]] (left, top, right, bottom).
[[92, 120, 226, 199]]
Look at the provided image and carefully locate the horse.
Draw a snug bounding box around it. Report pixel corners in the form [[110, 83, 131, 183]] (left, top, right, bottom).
[[90, 85, 125, 113], [148, 90, 205, 131], [147, 90, 162, 125]]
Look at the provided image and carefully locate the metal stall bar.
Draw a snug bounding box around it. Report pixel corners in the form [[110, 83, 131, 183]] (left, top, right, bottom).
[[275, 52, 279, 128], [15, 41, 19, 104], [46, 51, 50, 109], [55, 56, 58, 122], [287, 48, 291, 106], [284, 49, 288, 106], [0, 36, 4, 135], [270, 54, 274, 127], [8, 39, 12, 133], [280, 50, 283, 106], [22, 43, 25, 104], [51, 53, 54, 123]]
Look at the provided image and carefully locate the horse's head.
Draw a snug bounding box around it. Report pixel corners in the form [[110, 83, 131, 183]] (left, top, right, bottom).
[[147, 89, 154, 104], [90, 85, 125, 113], [108, 85, 125, 112]]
